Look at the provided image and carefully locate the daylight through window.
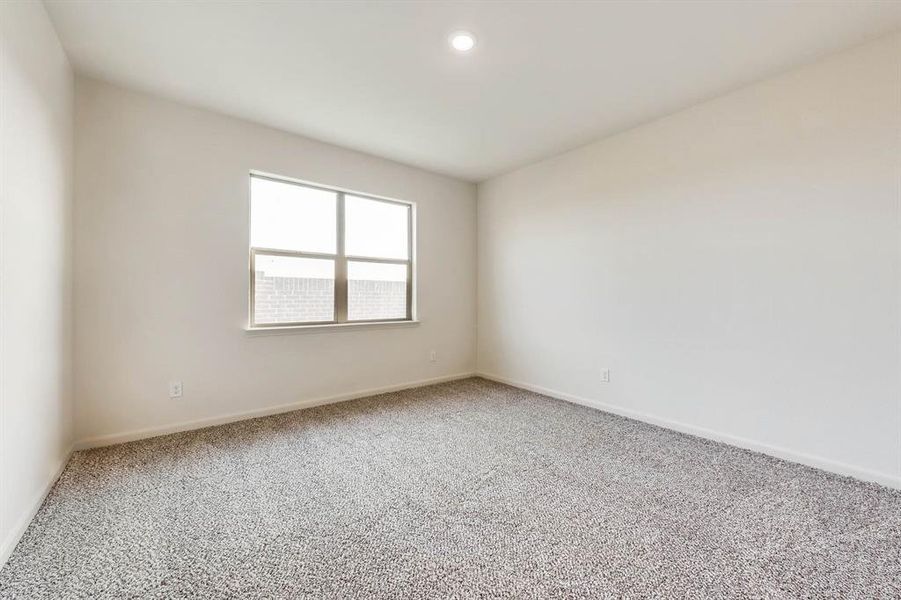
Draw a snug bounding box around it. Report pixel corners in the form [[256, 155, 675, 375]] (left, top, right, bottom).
[[250, 174, 413, 327]]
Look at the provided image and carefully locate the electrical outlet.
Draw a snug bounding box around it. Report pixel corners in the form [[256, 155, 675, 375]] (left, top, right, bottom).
[[429, 350, 437, 363], [600, 369, 610, 383], [169, 381, 183, 399]]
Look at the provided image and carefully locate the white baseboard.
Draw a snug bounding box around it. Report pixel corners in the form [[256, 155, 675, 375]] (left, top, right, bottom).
[[0, 445, 74, 569], [477, 372, 901, 491], [75, 372, 476, 450]]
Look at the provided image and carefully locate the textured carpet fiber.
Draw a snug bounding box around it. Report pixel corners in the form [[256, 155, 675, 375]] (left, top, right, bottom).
[[1, 378, 900, 598]]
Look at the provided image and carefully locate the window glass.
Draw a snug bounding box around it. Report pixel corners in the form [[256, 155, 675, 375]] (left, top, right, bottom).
[[345, 195, 409, 260], [347, 261, 407, 321], [253, 254, 334, 324], [249, 175, 413, 326], [251, 177, 336, 254]]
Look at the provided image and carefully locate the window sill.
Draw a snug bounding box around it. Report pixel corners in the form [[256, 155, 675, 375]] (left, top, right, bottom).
[[244, 320, 420, 336]]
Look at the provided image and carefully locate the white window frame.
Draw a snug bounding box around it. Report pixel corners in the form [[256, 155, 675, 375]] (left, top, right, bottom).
[[248, 172, 415, 329]]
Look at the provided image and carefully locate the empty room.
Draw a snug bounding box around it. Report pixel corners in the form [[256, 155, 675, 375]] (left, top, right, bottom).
[[1, 0, 900, 597]]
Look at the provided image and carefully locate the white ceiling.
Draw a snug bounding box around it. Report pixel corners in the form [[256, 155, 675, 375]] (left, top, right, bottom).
[[44, 1, 901, 182]]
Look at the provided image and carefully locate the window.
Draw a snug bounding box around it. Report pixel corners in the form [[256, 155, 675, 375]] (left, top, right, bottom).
[[249, 173, 413, 327]]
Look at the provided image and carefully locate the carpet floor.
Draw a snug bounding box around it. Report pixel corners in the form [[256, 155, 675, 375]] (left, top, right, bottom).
[[1, 378, 899, 598]]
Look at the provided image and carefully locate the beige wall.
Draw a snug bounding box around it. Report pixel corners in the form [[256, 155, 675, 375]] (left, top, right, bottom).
[[74, 78, 477, 444], [0, 1, 74, 564], [478, 34, 901, 487]]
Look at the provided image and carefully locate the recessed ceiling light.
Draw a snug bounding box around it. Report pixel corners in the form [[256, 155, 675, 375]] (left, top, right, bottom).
[[449, 31, 476, 53]]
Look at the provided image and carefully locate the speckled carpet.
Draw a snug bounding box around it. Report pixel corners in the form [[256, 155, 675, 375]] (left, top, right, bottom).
[[1, 378, 900, 598]]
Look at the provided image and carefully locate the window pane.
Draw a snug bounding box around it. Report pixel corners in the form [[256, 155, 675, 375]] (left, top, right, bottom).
[[251, 177, 336, 253], [254, 254, 334, 324], [347, 261, 407, 321], [345, 195, 409, 260]]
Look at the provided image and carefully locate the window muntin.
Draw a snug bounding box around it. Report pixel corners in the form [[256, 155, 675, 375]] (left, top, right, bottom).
[[249, 174, 413, 327]]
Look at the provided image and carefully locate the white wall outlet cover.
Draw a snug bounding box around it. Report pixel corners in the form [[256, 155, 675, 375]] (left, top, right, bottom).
[[169, 381, 183, 398], [429, 350, 437, 362], [601, 369, 611, 383]]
